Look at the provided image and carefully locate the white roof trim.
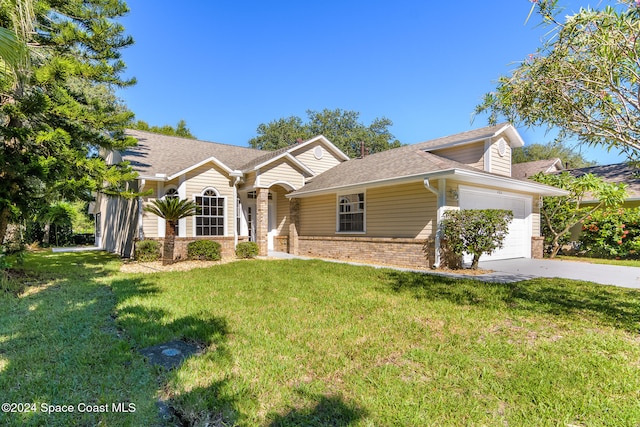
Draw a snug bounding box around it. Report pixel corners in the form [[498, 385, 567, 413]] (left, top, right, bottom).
[[289, 168, 568, 198], [425, 169, 567, 196], [424, 124, 525, 152], [138, 156, 233, 182], [289, 135, 350, 161], [252, 152, 315, 176]]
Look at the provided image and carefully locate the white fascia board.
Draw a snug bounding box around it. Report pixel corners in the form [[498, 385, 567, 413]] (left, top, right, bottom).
[[287, 172, 432, 198], [498, 124, 525, 148], [252, 152, 315, 176], [288, 168, 569, 199], [289, 135, 350, 161], [424, 124, 525, 152], [425, 169, 568, 196], [138, 157, 234, 182]]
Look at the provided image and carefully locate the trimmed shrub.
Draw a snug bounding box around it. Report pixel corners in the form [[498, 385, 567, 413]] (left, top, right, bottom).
[[187, 240, 221, 261], [135, 240, 161, 262], [579, 207, 640, 259], [236, 241, 259, 259], [435, 209, 513, 269]]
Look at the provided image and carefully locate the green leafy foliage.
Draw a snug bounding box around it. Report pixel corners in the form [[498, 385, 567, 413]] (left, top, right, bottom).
[[511, 142, 594, 168], [476, 0, 640, 160], [235, 241, 259, 259], [0, 0, 138, 245], [580, 208, 640, 258], [249, 108, 402, 157], [130, 119, 196, 139], [438, 209, 513, 269], [134, 240, 161, 262], [144, 197, 198, 265], [187, 240, 221, 261], [532, 172, 627, 257]]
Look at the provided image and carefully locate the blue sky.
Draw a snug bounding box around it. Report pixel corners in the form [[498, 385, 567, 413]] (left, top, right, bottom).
[[117, 0, 626, 165]]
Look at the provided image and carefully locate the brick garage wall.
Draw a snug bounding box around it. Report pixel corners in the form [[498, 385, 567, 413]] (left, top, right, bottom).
[[146, 236, 248, 260], [298, 236, 430, 269]]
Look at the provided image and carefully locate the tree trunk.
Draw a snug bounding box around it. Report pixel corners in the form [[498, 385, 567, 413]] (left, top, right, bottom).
[[471, 254, 481, 270], [0, 207, 10, 248], [550, 235, 561, 258], [162, 220, 176, 265]]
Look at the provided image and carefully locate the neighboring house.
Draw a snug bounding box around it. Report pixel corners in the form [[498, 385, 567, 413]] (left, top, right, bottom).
[[511, 158, 564, 179], [566, 163, 640, 208], [94, 124, 566, 268]]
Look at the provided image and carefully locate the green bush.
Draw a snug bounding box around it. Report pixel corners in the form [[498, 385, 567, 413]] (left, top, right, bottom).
[[434, 209, 513, 269], [579, 208, 640, 259], [187, 240, 221, 261], [135, 240, 161, 262], [236, 241, 259, 259]]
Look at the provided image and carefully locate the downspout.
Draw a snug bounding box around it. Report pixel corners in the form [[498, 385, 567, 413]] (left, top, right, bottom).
[[424, 178, 445, 268]]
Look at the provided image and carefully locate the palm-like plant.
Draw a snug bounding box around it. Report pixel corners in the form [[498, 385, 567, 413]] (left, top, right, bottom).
[[143, 198, 198, 265]]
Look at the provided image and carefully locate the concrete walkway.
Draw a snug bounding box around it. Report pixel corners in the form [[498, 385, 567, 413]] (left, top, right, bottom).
[[269, 251, 640, 289], [478, 258, 640, 289]]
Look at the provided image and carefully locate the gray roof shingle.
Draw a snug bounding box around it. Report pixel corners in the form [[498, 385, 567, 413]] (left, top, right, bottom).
[[122, 129, 265, 177], [567, 163, 640, 199], [511, 159, 563, 179]]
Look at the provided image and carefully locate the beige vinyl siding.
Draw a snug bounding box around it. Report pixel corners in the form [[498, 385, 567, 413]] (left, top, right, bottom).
[[532, 203, 541, 237], [274, 187, 290, 235], [366, 182, 437, 238], [490, 137, 512, 176], [299, 194, 336, 236], [185, 164, 234, 237], [293, 142, 343, 175], [431, 142, 484, 169], [238, 172, 257, 192], [258, 159, 305, 189], [140, 181, 158, 237]]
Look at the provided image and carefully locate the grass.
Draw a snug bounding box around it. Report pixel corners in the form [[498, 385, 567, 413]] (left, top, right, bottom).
[[2, 252, 640, 426], [556, 255, 640, 267]]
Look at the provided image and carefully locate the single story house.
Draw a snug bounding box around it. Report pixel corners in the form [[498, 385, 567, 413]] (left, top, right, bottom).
[[94, 123, 566, 268], [511, 158, 564, 179]]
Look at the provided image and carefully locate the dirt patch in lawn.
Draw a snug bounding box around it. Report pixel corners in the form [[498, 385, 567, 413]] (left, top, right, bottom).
[[120, 258, 243, 274]]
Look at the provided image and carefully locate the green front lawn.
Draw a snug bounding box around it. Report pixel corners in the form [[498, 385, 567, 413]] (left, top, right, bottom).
[[2, 252, 640, 426]]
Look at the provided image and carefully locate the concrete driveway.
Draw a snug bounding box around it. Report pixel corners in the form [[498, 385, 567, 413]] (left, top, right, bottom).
[[478, 258, 640, 289]]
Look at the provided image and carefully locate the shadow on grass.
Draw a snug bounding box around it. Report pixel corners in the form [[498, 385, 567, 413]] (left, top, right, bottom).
[[383, 271, 640, 333], [110, 276, 239, 425], [0, 252, 160, 426], [268, 393, 366, 427]]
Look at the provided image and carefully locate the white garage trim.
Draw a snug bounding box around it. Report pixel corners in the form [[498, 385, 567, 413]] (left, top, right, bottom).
[[458, 185, 532, 262]]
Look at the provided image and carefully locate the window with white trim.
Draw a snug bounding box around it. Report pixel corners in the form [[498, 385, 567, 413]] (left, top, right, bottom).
[[338, 193, 364, 232], [195, 189, 225, 236], [164, 187, 180, 235]]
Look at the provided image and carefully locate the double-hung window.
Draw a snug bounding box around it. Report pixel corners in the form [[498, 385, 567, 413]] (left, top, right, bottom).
[[195, 189, 225, 236], [338, 193, 364, 232]]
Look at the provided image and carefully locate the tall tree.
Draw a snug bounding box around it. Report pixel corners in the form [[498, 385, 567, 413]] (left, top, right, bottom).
[[512, 142, 595, 168], [0, 0, 138, 245], [249, 108, 402, 157], [130, 119, 196, 139], [476, 0, 640, 160]]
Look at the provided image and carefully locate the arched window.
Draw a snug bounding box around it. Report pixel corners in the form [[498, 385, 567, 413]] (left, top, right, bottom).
[[163, 187, 180, 235], [195, 189, 225, 236], [164, 187, 179, 199]]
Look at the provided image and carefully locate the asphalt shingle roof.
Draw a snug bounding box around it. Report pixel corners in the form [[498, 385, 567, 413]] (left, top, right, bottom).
[[122, 129, 265, 177], [511, 159, 563, 179], [567, 163, 640, 199]]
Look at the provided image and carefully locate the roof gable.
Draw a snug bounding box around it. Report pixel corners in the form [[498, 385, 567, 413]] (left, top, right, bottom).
[[417, 123, 524, 152], [122, 129, 265, 179]]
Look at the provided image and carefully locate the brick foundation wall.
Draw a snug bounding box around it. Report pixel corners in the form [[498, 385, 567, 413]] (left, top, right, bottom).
[[146, 236, 247, 260], [298, 236, 430, 269], [274, 236, 289, 253]]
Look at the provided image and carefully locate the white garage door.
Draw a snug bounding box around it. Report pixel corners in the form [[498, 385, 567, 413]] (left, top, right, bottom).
[[458, 187, 532, 261]]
